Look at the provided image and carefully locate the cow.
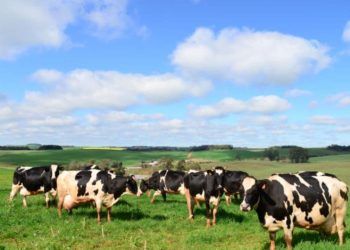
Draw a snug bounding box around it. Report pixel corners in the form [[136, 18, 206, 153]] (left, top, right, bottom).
[[9, 165, 61, 208], [140, 170, 186, 203], [220, 168, 249, 205], [240, 171, 348, 250], [57, 169, 142, 223], [184, 168, 225, 227]]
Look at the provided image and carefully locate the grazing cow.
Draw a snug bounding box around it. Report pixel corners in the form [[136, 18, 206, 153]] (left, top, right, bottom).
[[240, 171, 348, 250], [140, 170, 186, 203], [220, 168, 248, 205], [184, 168, 225, 227], [9, 165, 61, 208], [57, 169, 142, 223]]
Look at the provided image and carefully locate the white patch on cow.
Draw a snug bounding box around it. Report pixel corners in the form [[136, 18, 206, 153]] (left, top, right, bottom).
[[160, 170, 168, 191], [215, 169, 223, 175], [242, 177, 256, 192], [50, 164, 58, 179], [195, 191, 205, 201], [295, 174, 311, 187], [18, 166, 32, 172], [188, 169, 199, 174], [209, 196, 220, 206], [178, 183, 185, 195]]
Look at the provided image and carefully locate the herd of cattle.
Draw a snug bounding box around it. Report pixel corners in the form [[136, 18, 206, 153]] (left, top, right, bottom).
[[8, 164, 348, 250]]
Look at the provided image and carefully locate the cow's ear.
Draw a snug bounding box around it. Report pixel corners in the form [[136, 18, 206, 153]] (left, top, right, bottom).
[[257, 179, 269, 190], [130, 175, 136, 181]]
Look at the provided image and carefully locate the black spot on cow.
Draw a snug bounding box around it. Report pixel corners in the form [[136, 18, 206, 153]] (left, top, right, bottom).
[[75, 171, 92, 197], [279, 173, 330, 218], [340, 190, 348, 201], [94, 189, 98, 195]]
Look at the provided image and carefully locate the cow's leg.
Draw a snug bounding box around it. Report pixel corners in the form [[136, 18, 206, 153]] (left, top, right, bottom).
[[269, 232, 276, 250], [151, 190, 161, 204], [225, 194, 231, 205], [57, 196, 64, 217], [185, 188, 194, 220], [335, 205, 347, 245], [205, 200, 211, 228], [9, 184, 21, 201], [212, 204, 218, 226], [161, 191, 167, 202], [107, 207, 112, 223], [95, 200, 102, 224], [22, 196, 27, 208], [45, 193, 50, 208], [19, 188, 30, 207], [283, 227, 293, 250]]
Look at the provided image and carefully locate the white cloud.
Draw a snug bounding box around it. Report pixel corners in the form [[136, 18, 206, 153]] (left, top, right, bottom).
[[191, 95, 291, 119], [172, 27, 331, 85], [0, 0, 75, 59], [343, 21, 350, 42], [285, 88, 312, 98], [25, 69, 211, 115], [28, 116, 77, 127], [0, 0, 138, 59], [84, 0, 131, 39], [328, 92, 350, 107], [31, 69, 64, 84], [86, 111, 163, 124], [310, 115, 337, 125]]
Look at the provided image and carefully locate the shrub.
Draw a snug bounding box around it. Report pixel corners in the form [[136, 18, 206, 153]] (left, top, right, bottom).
[[176, 160, 186, 171], [289, 147, 309, 163], [263, 147, 280, 161]]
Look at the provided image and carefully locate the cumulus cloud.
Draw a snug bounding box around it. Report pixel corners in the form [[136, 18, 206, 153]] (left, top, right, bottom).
[[0, 0, 138, 59], [28, 69, 211, 114], [86, 111, 163, 125], [285, 88, 312, 98], [343, 21, 350, 42], [191, 95, 291, 119], [172, 27, 331, 85], [84, 0, 131, 39]]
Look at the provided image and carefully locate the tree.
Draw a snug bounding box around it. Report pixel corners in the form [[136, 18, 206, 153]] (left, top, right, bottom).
[[289, 147, 309, 163], [176, 159, 186, 171], [263, 147, 279, 161]]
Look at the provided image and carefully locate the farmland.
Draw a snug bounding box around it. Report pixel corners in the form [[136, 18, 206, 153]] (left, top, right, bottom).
[[0, 149, 350, 249]]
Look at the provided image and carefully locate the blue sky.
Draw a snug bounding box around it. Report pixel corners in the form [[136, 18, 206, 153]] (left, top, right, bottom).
[[0, 0, 350, 147]]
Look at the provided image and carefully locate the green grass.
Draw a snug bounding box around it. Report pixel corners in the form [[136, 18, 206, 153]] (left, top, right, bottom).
[[0, 153, 350, 249]]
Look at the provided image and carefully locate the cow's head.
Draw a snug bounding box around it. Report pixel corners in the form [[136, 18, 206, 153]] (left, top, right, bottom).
[[140, 179, 151, 196], [240, 176, 261, 211], [126, 175, 142, 197], [214, 166, 225, 191]]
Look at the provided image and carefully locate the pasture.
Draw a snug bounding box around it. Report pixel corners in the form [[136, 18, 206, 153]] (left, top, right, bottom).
[[0, 150, 350, 249]]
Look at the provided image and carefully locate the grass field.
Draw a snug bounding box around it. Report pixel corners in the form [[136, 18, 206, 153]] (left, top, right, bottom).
[[0, 152, 349, 249]]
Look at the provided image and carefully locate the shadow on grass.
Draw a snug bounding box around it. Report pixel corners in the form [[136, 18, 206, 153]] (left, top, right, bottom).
[[262, 230, 350, 249], [70, 206, 168, 221], [192, 207, 245, 223]]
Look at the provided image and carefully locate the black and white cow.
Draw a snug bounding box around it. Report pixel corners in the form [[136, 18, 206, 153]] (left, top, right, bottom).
[[57, 169, 142, 223], [240, 171, 348, 250], [184, 168, 225, 227], [140, 170, 186, 203], [9, 165, 61, 208], [215, 166, 248, 205]]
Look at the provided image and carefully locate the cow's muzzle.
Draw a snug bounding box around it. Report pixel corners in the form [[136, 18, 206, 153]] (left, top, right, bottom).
[[240, 203, 251, 212]]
